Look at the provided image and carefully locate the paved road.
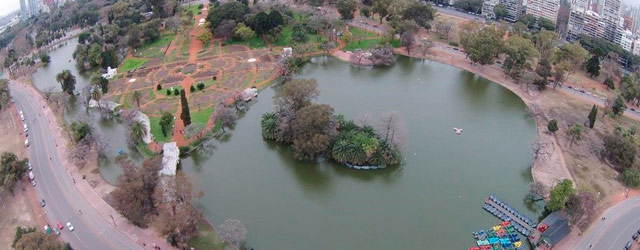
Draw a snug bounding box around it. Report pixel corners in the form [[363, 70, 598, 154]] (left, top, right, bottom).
[[10, 84, 143, 250], [556, 85, 640, 120], [433, 6, 483, 20], [573, 196, 640, 250]]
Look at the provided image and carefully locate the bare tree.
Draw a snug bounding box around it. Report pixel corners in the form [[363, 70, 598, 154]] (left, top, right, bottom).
[[531, 139, 552, 160], [218, 219, 247, 248], [435, 21, 453, 40], [356, 112, 373, 127], [184, 123, 206, 140], [215, 106, 237, 134], [43, 86, 56, 102], [349, 50, 365, 64], [153, 173, 203, 248], [527, 181, 546, 201], [369, 46, 395, 67], [566, 191, 596, 230], [375, 112, 408, 152]]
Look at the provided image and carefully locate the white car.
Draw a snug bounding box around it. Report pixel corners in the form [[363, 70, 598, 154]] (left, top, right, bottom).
[[23, 124, 28, 132], [66, 222, 74, 232], [24, 139, 29, 147]]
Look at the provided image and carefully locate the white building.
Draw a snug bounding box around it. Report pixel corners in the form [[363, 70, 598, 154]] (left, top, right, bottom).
[[482, 0, 500, 19], [632, 39, 640, 55], [526, 0, 560, 23], [620, 29, 633, 51], [101, 66, 117, 79], [503, 0, 523, 22]]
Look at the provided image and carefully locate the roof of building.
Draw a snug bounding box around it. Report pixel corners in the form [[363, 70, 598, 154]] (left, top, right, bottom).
[[539, 211, 570, 246], [160, 142, 179, 176]]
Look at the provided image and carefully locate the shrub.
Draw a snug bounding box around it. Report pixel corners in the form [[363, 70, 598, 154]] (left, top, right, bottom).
[[198, 3, 204, 9], [213, 75, 217, 80], [157, 84, 162, 90], [547, 119, 558, 133], [197, 82, 205, 90], [622, 168, 640, 187], [173, 88, 179, 95], [166, 89, 171, 95], [190, 85, 195, 92]]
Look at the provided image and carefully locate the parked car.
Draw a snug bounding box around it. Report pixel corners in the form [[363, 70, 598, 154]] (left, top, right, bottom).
[[633, 232, 638, 240], [31, 180, 36, 186], [625, 241, 632, 250], [28, 162, 32, 171], [24, 139, 29, 147], [66, 222, 74, 232], [56, 221, 64, 230], [40, 199, 45, 207], [53, 228, 60, 235]]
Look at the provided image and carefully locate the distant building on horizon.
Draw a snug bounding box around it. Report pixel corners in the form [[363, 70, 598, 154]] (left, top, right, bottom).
[[19, 0, 28, 20]]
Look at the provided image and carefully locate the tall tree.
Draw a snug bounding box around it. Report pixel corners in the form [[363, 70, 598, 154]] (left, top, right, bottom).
[[401, 2, 436, 28], [56, 70, 76, 95], [14, 231, 66, 250], [463, 26, 502, 65], [111, 157, 161, 227], [567, 124, 583, 146], [130, 121, 147, 144], [587, 105, 597, 128], [180, 89, 191, 126], [132, 90, 141, 109], [372, 0, 392, 24], [585, 55, 601, 77], [554, 43, 589, 75], [0, 152, 28, 195], [533, 30, 557, 59], [502, 35, 539, 77], [547, 179, 575, 211], [336, 0, 357, 20], [91, 75, 109, 94], [153, 172, 203, 247], [159, 111, 174, 137], [0, 79, 10, 110], [291, 104, 337, 160], [493, 4, 506, 20], [215, 106, 237, 133]]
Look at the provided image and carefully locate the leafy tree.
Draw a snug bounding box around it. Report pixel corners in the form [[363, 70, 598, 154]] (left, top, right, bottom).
[[372, 0, 392, 24], [130, 121, 147, 144], [538, 17, 555, 31], [56, 70, 76, 94], [619, 75, 639, 102], [0, 79, 9, 110], [215, 106, 237, 133], [493, 4, 506, 20], [361, 6, 372, 18], [587, 105, 597, 128], [548, 119, 559, 134], [400, 31, 416, 55], [214, 20, 237, 40], [612, 95, 627, 116], [290, 22, 308, 43], [132, 90, 141, 109], [554, 42, 589, 74], [604, 76, 615, 89], [502, 35, 539, 76], [91, 87, 102, 109], [12, 227, 35, 248], [602, 128, 637, 169], [567, 124, 583, 146], [184, 123, 205, 139], [337, 0, 357, 20], [111, 157, 161, 227], [261, 112, 278, 140], [39, 53, 51, 63], [533, 30, 557, 59], [159, 112, 173, 137], [70, 122, 92, 143], [621, 168, 640, 187], [369, 46, 395, 66], [157, 84, 162, 90], [267, 11, 284, 32], [14, 231, 66, 250], [547, 179, 575, 211], [585, 55, 600, 77], [553, 61, 569, 87], [518, 13, 537, 29], [234, 23, 256, 41], [190, 85, 195, 92], [206, 1, 249, 32], [291, 104, 336, 160], [218, 219, 247, 248], [401, 2, 436, 28], [196, 28, 213, 44], [180, 89, 191, 126], [91, 75, 109, 94], [0, 152, 28, 194], [463, 26, 502, 65], [166, 89, 171, 96]]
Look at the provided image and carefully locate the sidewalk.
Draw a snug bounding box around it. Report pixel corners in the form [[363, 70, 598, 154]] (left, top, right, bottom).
[[11, 79, 175, 250]]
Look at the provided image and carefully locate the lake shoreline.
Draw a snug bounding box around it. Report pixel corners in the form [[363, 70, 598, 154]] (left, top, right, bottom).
[[328, 46, 573, 193]]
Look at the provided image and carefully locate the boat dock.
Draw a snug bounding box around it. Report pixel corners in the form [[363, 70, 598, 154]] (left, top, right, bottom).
[[483, 195, 536, 236]]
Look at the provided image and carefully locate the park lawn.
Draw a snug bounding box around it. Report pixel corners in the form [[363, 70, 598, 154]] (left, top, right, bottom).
[[135, 33, 175, 58], [123, 92, 134, 109], [136, 142, 157, 158], [181, 36, 190, 56], [184, 4, 201, 16], [226, 36, 267, 49], [343, 38, 401, 51], [187, 224, 224, 250], [158, 85, 184, 97], [241, 72, 254, 89], [149, 116, 172, 142], [119, 58, 149, 72], [349, 26, 377, 38], [275, 26, 293, 46], [191, 106, 214, 125], [148, 88, 155, 99]]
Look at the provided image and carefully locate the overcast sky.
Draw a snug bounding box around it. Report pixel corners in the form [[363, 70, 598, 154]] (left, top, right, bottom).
[[0, 0, 20, 19]]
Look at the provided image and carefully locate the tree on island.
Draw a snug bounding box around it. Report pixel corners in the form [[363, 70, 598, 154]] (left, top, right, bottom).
[[547, 179, 575, 211], [111, 157, 161, 227], [56, 70, 76, 95], [180, 90, 191, 126]]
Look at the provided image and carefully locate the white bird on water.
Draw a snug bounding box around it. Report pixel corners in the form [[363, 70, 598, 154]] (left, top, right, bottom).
[[453, 127, 463, 135]]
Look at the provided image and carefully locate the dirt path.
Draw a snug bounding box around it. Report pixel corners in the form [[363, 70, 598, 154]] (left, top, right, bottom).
[[171, 3, 208, 146]]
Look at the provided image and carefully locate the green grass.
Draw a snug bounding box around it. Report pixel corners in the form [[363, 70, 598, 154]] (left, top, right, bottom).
[[187, 224, 224, 250], [181, 36, 191, 56], [123, 93, 133, 109], [241, 72, 254, 88], [349, 27, 377, 38], [226, 36, 267, 49], [183, 5, 201, 17], [149, 116, 172, 142], [135, 33, 175, 58], [148, 88, 155, 99], [343, 38, 401, 51], [136, 142, 157, 158], [158, 86, 183, 97], [191, 106, 214, 125], [275, 26, 293, 46], [119, 58, 149, 72]]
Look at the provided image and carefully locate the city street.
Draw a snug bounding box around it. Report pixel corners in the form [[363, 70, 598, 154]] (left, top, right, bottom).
[[10, 84, 144, 250], [573, 196, 640, 250]]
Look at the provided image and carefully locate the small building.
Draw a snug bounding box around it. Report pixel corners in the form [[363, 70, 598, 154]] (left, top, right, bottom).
[[160, 142, 179, 176], [282, 47, 293, 57], [242, 87, 258, 102], [198, 18, 206, 27], [530, 211, 570, 250], [101, 66, 117, 79]]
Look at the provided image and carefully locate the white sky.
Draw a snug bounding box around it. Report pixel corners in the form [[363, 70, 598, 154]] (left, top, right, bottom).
[[0, 0, 20, 18]]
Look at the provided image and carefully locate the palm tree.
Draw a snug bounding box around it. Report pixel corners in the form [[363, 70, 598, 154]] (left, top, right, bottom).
[[130, 121, 147, 144], [132, 90, 141, 110], [55, 70, 76, 95], [261, 113, 278, 140]]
